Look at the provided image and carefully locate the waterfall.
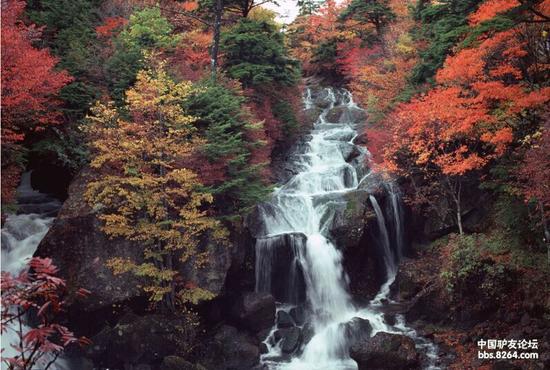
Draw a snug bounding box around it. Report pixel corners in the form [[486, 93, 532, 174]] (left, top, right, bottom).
[[1, 172, 66, 369], [386, 182, 404, 260], [255, 87, 440, 370], [369, 195, 396, 279]]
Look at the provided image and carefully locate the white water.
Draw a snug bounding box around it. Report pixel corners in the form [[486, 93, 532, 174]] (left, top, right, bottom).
[[255, 87, 439, 369], [1, 172, 65, 369]]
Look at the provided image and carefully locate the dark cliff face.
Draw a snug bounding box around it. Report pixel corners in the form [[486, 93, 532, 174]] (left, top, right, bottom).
[[35, 168, 236, 313]]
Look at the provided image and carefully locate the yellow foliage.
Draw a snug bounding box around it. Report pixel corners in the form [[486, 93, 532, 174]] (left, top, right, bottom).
[[85, 60, 227, 307]]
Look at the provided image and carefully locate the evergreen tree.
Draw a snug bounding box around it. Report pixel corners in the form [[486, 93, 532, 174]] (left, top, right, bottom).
[[409, 0, 483, 84], [184, 81, 270, 214], [220, 19, 300, 87], [28, 0, 101, 116], [340, 0, 396, 36]]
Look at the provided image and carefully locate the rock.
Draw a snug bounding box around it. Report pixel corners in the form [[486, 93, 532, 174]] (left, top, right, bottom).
[[325, 106, 347, 122], [201, 325, 260, 370], [342, 317, 372, 347], [312, 89, 333, 108], [383, 313, 396, 326], [289, 306, 306, 326], [231, 292, 276, 332], [275, 327, 302, 354], [321, 190, 374, 251], [86, 313, 196, 368], [302, 322, 315, 345], [277, 310, 294, 328], [247, 233, 307, 304], [35, 168, 233, 312], [161, 356, 195, 370], [259, 342, 269, 354], [350, 332, 419, 370], [338, 142, 362, 162]]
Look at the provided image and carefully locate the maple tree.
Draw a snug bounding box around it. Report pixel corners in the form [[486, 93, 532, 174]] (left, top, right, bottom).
[[381, 0, 550, 234], [1, 0, 73, 205], [84, 60, 227, 309], [1, 258, 90, 370]]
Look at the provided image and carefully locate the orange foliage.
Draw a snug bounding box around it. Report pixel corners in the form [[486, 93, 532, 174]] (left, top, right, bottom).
[[172, 30, 212, 81], [469, 0, 520, 25], [96, 16, 127, 37], [384, 23, 550, 176]]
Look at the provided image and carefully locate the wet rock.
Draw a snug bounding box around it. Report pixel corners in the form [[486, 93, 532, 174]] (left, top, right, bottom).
[[259, 342, 269, 354], [383, 313, 397, 326], [312, 89, 333, 108], [342, 317, 372, 347], [200, 325, 260, 370], [302, 322, 315, 345], [325, 106, 347, 123], [290, 306, 306, 326], [231, 292, 276, 333], [350, 332, 419, 370], [277, 310, 294, 328], [338, 142, 362, 162], [275, 327, 302, 354], [324, 190, 375, 251]]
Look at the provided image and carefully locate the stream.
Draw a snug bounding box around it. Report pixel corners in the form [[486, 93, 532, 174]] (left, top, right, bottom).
[[254, 87, 439, 370], [0, 172, 65, 369]]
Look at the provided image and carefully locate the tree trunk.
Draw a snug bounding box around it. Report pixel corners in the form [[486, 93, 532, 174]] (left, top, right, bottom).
[[211, 0, 223, 80], [446, 177, 464, 235]]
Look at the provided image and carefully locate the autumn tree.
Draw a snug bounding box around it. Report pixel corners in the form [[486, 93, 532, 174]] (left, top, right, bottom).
[[84, 61, 226, 310], [383, 0, 550, 234], [1, 0, 72, 205]]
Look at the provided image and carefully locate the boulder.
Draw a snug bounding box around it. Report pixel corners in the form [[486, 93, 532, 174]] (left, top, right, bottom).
[[200, 325, 259, 370], [277, 310, 294, 328], [319, 190, 375, 250], [275, 327, 302, 354], [231, 292, 276, 333], [350, 332, 419, 370], [35, 169, 233, 312], [338, 142, 362, 163], [341, 317, 372, 347], [325, 106, 347, 123], [289, 306, 306, 326]]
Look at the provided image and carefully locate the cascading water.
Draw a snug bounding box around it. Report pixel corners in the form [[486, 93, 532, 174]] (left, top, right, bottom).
[[255, 87, 439, 369], [1, 172, 66, 370]]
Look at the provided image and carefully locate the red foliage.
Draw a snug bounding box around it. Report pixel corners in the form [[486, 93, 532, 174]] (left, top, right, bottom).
[[1, 0, 72, 205], [518, 116, 550, 217], [1, 258, 90, 369], [1, 0, 73, 144], [95, 16, 127, 38], [171, 31, 212, 82]]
